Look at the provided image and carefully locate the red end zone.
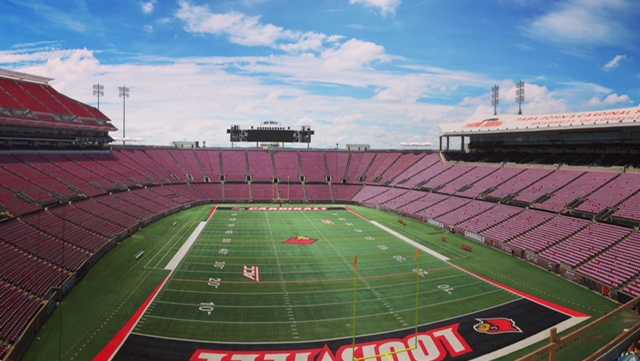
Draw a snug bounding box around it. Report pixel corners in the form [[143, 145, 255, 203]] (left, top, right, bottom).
[[246, 207, 329, 212], [107, 296, 587, 361]]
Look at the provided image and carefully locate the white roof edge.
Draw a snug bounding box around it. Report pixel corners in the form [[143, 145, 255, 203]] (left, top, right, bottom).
[[440, 106, 640, 136], [441, 120, 640, 136], [0, 68, 52, 84], [399, 142, 433, 147]]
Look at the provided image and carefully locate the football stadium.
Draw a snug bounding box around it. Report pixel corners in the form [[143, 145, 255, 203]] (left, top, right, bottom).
[[1, 2, 640, 361], [0, 67, 638, 361]]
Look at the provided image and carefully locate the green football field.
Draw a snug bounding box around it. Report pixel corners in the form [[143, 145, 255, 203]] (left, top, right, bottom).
[[134, 207, 516, 342], [22, 204, 636, 361]]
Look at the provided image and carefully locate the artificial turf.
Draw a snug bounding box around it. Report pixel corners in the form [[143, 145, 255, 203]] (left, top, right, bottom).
[[135, 207, 516, 342], [22, 204, 634, 361]]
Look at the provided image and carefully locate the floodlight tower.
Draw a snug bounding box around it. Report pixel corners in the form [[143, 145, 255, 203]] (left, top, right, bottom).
[[491, 85, 500, 116], [516, 80, 525, 115], [118, 86, 130, 145], [92, 83, 104, 110]]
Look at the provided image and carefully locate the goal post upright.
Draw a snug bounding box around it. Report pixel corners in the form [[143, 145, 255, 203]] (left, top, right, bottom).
[[352, 255, 359, 361], [415, 249, 421, 348]]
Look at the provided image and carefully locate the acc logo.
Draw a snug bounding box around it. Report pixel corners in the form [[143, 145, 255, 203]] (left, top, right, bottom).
[[242, 265, 261, 283], [473, 318, 522, 335]]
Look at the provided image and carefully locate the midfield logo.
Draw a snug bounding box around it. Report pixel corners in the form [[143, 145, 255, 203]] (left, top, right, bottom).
[[285, 235, 317, 246], [242, 265, 262, 282]]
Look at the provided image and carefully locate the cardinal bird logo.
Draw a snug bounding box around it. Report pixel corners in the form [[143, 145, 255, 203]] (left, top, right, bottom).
[[473, 318, 522, 335], [284, 235, 317, 245]]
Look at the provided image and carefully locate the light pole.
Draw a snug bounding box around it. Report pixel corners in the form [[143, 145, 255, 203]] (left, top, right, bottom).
[[118, 86, 130, 145], [516, 80, 525, 115], [491, 85, 499, 116], [92, 83, 104, 110]]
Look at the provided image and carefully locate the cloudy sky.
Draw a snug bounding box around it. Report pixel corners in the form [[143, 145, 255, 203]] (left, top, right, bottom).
[[0, 0, 638, 148]]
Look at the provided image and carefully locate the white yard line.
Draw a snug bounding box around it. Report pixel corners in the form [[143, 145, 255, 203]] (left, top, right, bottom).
[[264, 212, 300, 339], [130, 298, 519, 345], [162, 273, 466, 295], [154, 280, 490, 309], [370, 220, 450, 262], [172, 261, 445, 275], [181, 258, 445, 267], [164, 221, 207, 270], [143, 289, 503, 325]]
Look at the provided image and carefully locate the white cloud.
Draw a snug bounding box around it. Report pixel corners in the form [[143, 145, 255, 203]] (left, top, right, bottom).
[[141, 1, 156, 15], [7, 0, 88, 33], [174, 0, 395, 73], [279, 33, 342, 54], [11, 40, 61, 49], [374, 76, 429, 103], [6, 48, 466, 147], [525, 0, 633, 46], [350, 0, 401, 16], [587, 93, 632, 107], [602, 54, 627, 71], [550, 81, 612, 105], [0, 49, 90, 65], [176, 0, 339, 52], [14, 49, 100, 93], [176, 2, 287, 47], [321, 39, 388, 71], [6, 46, 629, 149]]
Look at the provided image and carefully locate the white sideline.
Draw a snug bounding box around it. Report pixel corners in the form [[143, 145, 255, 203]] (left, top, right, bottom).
[[369, 220, 450, 262], [164, 221, 207, 271]]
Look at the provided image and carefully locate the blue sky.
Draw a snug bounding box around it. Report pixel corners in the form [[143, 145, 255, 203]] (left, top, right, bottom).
[[0, 0, 638, 147]]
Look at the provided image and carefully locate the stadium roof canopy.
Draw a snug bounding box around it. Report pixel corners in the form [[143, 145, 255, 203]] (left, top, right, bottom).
[[0, 68, 52, 85], [440, 107, 640, 136], [0, 68, 115, 148]]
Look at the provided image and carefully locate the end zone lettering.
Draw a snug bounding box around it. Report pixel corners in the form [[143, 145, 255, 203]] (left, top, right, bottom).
[[191, 324, 471, 361], [247, 207, 328, 212]]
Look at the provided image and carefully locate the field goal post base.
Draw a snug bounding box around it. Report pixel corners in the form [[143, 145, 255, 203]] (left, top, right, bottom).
[[355, 345, 418, 361]]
